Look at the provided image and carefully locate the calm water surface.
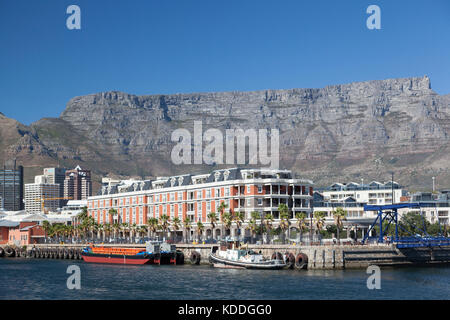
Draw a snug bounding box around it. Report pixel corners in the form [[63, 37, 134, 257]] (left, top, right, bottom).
[[0, 258, 449, 299]]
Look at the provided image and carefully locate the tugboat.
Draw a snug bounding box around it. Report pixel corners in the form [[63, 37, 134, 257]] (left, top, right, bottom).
[[209, 241, 286, 270]]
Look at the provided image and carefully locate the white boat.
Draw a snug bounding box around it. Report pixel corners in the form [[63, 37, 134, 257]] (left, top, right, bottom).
[[209, 242, 286, 270]]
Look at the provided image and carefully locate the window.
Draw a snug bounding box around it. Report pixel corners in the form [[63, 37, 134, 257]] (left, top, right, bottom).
[[225, 188, 230, 197], [216, 188, 220, 198], [257, 198, 263, 206], [247, 199, 251, 206], [178, 192, 183, 201], [257, 185, 262, 193], [247, 185, 251, 194], [206, 189, 211, 198]]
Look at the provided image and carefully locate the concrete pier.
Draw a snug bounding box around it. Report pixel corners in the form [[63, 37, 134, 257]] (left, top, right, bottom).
[[1, 243, 450, 269]]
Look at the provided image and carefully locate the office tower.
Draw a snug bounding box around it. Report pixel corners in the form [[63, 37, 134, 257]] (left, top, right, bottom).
[[43, 167, 67, 206], [0, 161, 24, 211], [64, 165, 92, 200]]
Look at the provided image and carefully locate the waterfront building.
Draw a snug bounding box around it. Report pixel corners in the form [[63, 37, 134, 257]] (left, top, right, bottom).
[[0, 161, 24, 211], [313, 191, 375, 238], [64, 165, 92, 200], [398, 191, 450, 225], [317, 181, 405, 205], [2, 221, 45, 246], [24, 175, 60, 213], [87, 168, 314, 240], [58, 199, 87, 226], [313, 181, 407, 238]]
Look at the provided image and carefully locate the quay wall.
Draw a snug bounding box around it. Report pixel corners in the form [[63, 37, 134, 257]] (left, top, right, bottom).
[[1, 243, 450, 269]]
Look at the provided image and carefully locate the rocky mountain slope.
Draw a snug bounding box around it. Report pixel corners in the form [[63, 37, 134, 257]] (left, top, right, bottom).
[[2, 76, 450, 191]]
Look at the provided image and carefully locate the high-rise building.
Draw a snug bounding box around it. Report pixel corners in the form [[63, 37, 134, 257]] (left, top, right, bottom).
[[64, 165, 92, 200], [24, 175, 59, 213], [43, 167, 67, 206], [0, 161, 24, 211]]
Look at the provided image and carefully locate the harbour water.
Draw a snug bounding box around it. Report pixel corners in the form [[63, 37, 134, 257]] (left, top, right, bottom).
[[0, 258, 449, 300]]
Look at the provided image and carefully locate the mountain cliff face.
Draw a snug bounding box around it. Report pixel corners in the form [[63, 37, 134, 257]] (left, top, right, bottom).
[[2, 76, 450, 190]]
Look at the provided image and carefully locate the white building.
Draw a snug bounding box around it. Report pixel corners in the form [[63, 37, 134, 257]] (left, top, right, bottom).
[[318, 181, 405, 206], [398, 191, 450, 226], [24, 175, 60, 213]]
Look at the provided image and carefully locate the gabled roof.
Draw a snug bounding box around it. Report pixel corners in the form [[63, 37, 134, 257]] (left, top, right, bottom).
[[206, 168, 241, 183], [163, 175, 192, 188]]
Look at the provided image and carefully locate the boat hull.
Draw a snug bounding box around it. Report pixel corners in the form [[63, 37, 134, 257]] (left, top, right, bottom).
[[81, 252, 152, 265], [209, 253, 286, 270]]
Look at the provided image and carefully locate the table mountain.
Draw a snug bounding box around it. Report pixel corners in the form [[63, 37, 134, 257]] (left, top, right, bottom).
[[2, 76, 450, 191]]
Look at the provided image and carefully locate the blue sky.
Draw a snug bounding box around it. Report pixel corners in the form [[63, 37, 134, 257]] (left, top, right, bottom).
[[1, 0, 449, 124]]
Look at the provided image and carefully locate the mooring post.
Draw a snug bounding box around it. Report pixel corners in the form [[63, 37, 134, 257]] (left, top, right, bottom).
[[332, 249, 336, 269]]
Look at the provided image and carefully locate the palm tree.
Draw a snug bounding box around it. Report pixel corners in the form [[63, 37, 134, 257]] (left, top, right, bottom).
[[278, 203, 290, 244], [121, 223, 129, 241], [233, 211, 245, 240], [103, 223, 112, 242], [146, 218, 158, 239], [197, 221, 205, 242], [183, 217, 192, 243], [65, 225, 74, 243], [217, 201, 228, 239], [112, 222, 120, 241], [295, 212, 308, 243], [159, 215, 170, 240], [264, 213, 274, 244], [333, 207, 347, 243], [108, 208, 118, 224], [42, 220, 52, 242], [207, 211, 218, 239], [137, 225, 147, 242], [79, 206, 88, 223], [130, 223, 138, 243], [75, 224, 83, 242], [171, 217, 181, 242], [314, 211, 326, 238], [222, 211, 233, 238], [249, 211, 261, 243]]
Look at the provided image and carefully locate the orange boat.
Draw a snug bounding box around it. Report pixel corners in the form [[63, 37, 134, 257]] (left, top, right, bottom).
[[81, 246, 154, 265], [81, 242, 182, 265]]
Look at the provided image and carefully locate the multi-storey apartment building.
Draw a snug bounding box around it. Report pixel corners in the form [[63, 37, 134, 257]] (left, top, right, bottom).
[[313, 181, 407, 238], [317, 181, 405, 206], [0, 161, 24, 211], [399, 191, 450, 226], [87, 168, 313, 239], [64, 165, 92, 200]]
